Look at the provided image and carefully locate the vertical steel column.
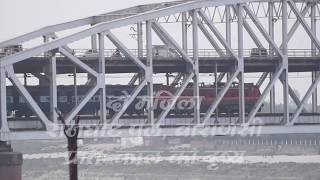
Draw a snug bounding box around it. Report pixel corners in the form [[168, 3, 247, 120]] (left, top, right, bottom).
[[226, 5, 232, 51], [192, 10, 200, 124], [166, 73, 170, 86], [237, 4, 245, 123], [214, 62, 218, 123], [91, 26, 97, 51], [0, 67, 9, 135], [269, 1, 276, 113], [146, 20, 154, 124], [282, 0, 289, 123], [49, 51, 57, 124], [137, 22, 143, 58], [98, 33, 107, 124], [182, 12, 188, 81], [311, 3, 318, 113], [24, 73, 27, 86], [73, 67, 78, 105], [182, 12, 188, 52], [44, 36, 57, 123], [226, 5, 232, 79]]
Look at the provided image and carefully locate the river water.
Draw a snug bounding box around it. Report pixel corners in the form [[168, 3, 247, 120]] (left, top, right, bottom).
[[12, 138, 320, 180]]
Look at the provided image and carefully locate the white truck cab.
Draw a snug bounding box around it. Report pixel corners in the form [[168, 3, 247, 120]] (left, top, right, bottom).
[[152, 45, 178, 58]]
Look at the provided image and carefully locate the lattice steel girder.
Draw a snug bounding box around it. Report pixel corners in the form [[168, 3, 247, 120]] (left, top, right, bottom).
[[108, 79, 148, 126], [65, 85, 100, 123], [279, 3, 310, 49], [170, 73, 184, 86], [151, 23, 175, 49], [282, 0, 290, 124], [232, 5, 264, 48], [288, 0, 320, 50], [237, 3, 245, 123], [256, 72, 269, 88], [203, 70, 240, 124], [0, 1, 185, 49], [199, 7, 243, 124], [152, 19, 200, 122], [192, 9, 201, 124], [182, 11, 188, 51], [269, 1, 276, 113], [198, 10, 239, 60], [49, 52, 58, 124], [1, 0, 318, 50], [43, 35, 58, 124], [243, 4, 284, 58], [290, 73, 320, 124], [311, 2, 318, 113], [157, 72, 194, 124], [59, 35, 103, 123], [254, 71, 304, 113], [247, 67, 285, 124], [98, 33, 107, 124], [226, 5, 232, 47], [5, 66, 54, 130], [197, 22, 225, 57], [0, 67, 9, 135], [106, 32, 147, 70], [104, 29, 153, 125], [105, 32, 148, 125], [146, 20, 154, 125], [128, 74, 139, 85], [279, 76, 303, 110], [152, 21, 194, 65], [2, 0, 282, 67], [59, 48, 99, 77]]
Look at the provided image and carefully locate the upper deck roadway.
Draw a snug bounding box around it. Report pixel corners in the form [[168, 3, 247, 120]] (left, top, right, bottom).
[[12, 50, 320, 74]]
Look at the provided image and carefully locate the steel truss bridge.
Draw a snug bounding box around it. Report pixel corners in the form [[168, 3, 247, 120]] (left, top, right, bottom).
[[1, 0, 320, 141]]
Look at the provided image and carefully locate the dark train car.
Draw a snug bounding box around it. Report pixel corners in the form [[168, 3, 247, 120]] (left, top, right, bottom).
[[13, 86, 38, 117], [6, 86, 14, 116], [7, 82, 261, 118]]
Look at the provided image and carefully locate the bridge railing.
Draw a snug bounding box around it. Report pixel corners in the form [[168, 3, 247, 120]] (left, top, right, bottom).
[[63, 48, 320, 58], [1, 48, 319, 59]]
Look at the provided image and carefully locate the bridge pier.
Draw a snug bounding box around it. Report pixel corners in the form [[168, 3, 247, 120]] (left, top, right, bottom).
[[0, 141, 22, 180]]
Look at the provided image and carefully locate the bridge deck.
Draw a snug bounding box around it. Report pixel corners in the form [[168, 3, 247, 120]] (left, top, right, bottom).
[[13, 57, 320, 74]]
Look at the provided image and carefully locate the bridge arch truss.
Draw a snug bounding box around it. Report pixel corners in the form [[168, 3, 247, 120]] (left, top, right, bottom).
[[0, 0, 320, 140]]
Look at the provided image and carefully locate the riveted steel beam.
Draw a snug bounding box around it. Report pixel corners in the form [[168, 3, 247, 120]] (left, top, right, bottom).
[[157, 73, 194, 124], [59, 47, 99, 77], [146, 20, 154, 125], [107, 32, 147, 70], [98, 33, 107, 124], [6, 66, 54, 130], [203, 70, 240, 124], [0, 67, 9, 139]]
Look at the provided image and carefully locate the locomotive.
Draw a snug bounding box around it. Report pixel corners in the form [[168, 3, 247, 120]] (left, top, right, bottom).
[[5, 83, 261, 117]]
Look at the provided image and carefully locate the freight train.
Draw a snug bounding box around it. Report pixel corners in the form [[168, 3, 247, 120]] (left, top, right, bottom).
[[5, 83, 261, 117]]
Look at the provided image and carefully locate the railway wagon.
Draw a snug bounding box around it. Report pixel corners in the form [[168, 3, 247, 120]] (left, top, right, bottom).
[[5, 83, 261, 118]]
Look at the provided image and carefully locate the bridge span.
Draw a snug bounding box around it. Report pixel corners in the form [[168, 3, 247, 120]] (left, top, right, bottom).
[[1, 0, 320, 141]]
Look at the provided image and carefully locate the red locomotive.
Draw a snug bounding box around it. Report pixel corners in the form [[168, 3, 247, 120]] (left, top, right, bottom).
[[154, 83, 261, 115]]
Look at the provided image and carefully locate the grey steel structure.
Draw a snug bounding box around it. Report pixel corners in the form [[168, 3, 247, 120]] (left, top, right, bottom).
[[0, 0, 320, 140]]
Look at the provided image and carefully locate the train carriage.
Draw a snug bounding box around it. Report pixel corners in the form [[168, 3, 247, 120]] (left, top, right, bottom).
[[7, 83, 262, 118]]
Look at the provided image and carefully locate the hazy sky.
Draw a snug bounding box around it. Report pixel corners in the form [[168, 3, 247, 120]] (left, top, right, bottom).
[[0, 0, 177, 41]]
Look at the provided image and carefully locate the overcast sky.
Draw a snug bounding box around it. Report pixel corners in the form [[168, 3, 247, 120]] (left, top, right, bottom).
[[0, 0, 178, 41]]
